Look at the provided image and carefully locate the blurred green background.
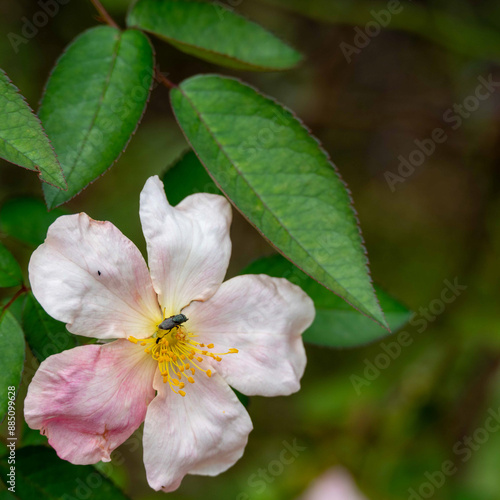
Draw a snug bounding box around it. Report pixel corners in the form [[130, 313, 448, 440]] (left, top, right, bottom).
[[1, 0, 500, 499]]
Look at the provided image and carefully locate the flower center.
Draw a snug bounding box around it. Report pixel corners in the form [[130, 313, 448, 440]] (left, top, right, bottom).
[[128, 319, 238, 397]]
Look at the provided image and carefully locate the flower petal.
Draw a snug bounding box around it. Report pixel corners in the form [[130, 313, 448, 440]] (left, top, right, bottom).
[[24, 340, 157, 465], [143, 369, 252, 492], [139, 176, 232, 314], [29, 213, 161, 340], [185, 275, 315, 397], [297, 467, 369, 500]]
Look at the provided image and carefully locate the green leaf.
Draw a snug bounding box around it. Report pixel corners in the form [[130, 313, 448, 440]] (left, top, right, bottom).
[[0, 311, 25, 421], [242, 255, 411, 347], [0, 446, 131, 500], [22, 293, 78, 362], [163, 150, 222, 205], [40, 26, 154, 209], [0, 198, 66, 247], [0, 491, 17, 500], [171, 75, 387, 327], [21, 419, 49, 447], [233, 388, 250, 408], [127, 0, 301, 71], [163, 152, 402, 346], [0, 68, 66, 190], [0, 243, 23, 288]]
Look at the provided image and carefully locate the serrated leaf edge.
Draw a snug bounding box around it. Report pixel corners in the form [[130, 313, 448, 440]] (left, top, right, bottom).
[[38, 26, 155, 210], [170, 74, 388, 329], [0, 68, 67, 190], [127, 0, 302, 71]]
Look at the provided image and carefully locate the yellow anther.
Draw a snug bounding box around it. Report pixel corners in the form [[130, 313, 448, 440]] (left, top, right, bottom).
[[129, 320, 239, 396]]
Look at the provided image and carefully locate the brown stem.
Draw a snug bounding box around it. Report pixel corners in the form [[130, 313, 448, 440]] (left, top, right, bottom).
[[89, 0, 120, 29], [155, 66, 176, 89], [1, 285, 29, 318]]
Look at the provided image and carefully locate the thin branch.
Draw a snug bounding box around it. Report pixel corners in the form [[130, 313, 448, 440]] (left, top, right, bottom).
[[89, 0, 120, 29], [1, 285, 29, 319], [155, 66, 176, 89]]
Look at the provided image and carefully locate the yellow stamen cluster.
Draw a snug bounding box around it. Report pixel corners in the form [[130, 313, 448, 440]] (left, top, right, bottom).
[[129, 323, 238, 397]]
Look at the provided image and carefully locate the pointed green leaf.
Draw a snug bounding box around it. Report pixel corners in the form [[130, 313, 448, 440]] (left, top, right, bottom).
[[127, 0, 301, 71], [163, 150, 222, 205], [0, 446, 131, 500], [171, 75, 387, 327], [22, 292, 78, 362], [162, 151, 401, 344], [0, 69, 66, 189], [0, 197, 66, 247], [40, 26, 154, 209], [0, 311, 25, 421], [0, 243, 23, 288], [243, 255, 410, 347]]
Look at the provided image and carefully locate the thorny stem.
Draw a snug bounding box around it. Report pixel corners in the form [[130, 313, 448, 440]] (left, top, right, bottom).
[[88, 0, 177, 90], [1, 284, 29, 319]]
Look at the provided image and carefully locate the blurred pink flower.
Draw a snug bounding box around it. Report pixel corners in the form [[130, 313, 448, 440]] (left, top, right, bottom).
[[298, 467, 369, 500], [24, 175, 315, 492]]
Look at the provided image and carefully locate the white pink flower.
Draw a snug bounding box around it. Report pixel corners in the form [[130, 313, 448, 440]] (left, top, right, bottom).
[[297, 467, 369, 500], [24, 176, 315, 492]]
